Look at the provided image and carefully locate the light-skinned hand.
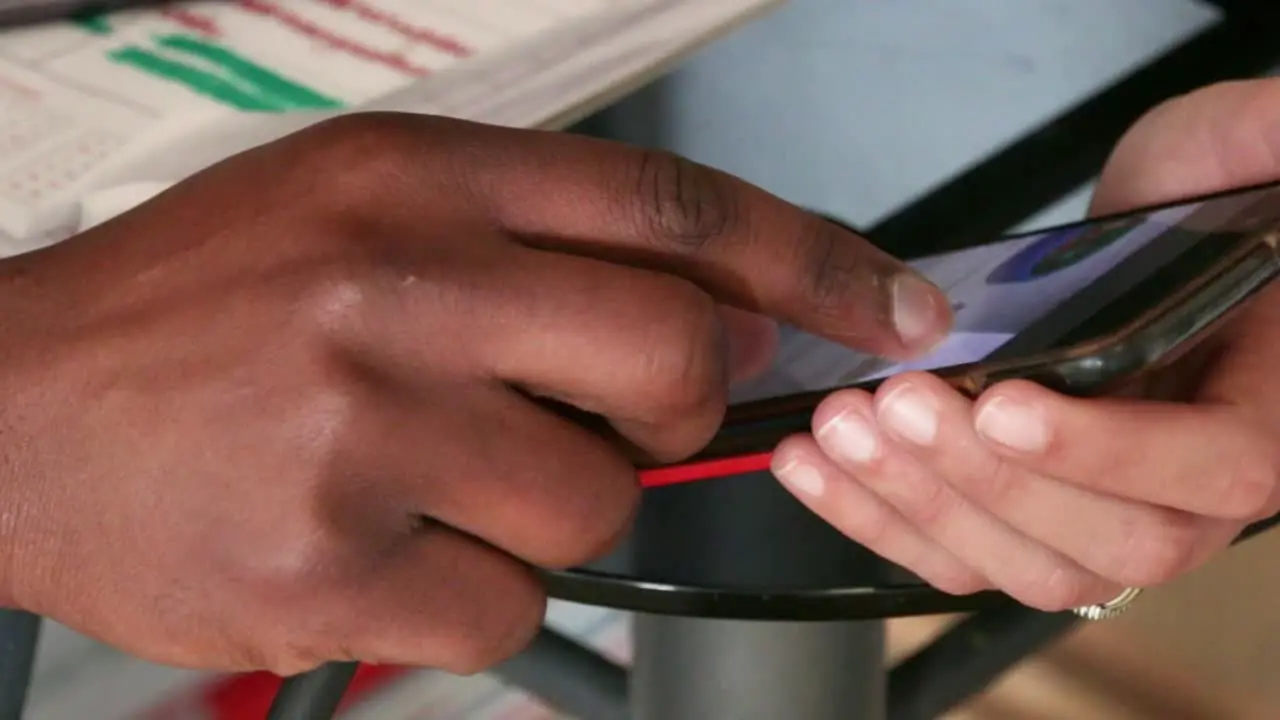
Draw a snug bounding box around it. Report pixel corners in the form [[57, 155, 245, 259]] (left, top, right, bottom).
[[774, 79, 1280, 611]]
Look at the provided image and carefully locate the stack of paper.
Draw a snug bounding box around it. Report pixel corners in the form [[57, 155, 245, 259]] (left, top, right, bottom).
[[0, 0, 780, 250], [3, 0, 783, 717]]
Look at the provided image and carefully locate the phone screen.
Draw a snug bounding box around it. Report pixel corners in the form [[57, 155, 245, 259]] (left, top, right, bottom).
[[730, 183, 1280, 404]]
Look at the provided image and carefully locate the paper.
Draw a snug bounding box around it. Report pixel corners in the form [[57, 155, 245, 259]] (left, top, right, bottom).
[[0, 0, 589, 240], [0, 0, 783, 249]]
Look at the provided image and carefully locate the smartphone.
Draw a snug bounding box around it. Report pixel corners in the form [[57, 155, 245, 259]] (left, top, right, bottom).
[[638, 180, 1280, 488]]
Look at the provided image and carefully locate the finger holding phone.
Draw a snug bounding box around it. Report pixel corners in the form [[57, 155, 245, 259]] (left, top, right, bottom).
[[773, 78, 1280, 612]]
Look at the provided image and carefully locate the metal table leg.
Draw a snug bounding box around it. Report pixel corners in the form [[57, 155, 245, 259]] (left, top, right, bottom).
[[493, 628, 629, 720], [265, 661, 357, 720], [0, 610, 39, 720], [631, 615, 885, 720]]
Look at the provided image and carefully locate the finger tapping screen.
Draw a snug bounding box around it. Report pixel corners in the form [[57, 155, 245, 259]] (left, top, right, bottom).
[[730, 184, 1280, 404]]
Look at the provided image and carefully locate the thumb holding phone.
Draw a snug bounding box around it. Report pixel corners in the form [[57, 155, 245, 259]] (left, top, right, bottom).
[[774, 78, 1280, 612]]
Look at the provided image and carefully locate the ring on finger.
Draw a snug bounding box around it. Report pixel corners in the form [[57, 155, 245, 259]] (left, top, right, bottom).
[[1073, 587, 1143, 620]]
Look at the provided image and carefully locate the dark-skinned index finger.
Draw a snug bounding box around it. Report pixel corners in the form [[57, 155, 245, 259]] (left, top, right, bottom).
[[382, 115, 953, 359]]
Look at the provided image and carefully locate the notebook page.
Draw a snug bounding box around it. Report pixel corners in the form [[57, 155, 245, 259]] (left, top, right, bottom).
[[0, 0, 566, 239], [2, 0, 781, 247], [362, 0, 782, 128], [68, 0, 782, 241]]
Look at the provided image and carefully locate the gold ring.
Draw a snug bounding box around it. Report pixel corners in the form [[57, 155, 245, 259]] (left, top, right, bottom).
[[1073, 587, 1143, 620]]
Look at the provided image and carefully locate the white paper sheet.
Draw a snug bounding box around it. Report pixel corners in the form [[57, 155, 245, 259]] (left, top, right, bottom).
[[0, 0, 783, 248]]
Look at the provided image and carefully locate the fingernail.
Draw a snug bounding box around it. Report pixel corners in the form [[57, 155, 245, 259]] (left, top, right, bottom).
[[817, 410, 880, 464], [773, 458, 827, 497], [877, 384, 938, 445], [975, 397, 1050, 453], [891, 273, 949, 350]]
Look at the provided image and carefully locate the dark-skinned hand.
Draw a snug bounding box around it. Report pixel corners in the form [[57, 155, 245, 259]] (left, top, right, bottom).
[[0, 113, 950, 675]]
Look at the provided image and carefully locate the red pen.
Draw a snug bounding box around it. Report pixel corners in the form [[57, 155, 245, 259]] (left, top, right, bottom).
[[637, 451, 774, 489]]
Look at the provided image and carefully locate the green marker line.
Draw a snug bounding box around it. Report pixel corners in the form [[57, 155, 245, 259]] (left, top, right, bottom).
[[156, 34, 344, 110], [109, 46, 284, 111]]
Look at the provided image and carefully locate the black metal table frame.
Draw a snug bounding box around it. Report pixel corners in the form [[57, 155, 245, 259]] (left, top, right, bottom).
[[3, 2, 1280, 719]]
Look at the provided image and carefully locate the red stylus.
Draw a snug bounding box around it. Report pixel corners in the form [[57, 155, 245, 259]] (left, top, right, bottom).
[[637, 451, 774, 489]]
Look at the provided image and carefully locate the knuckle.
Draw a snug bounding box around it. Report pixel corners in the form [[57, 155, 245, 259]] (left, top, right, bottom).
[[254, 535, 347, 598], [630, 149, 738, 251], [892, 478, 956, 531], [1114, 512, 1200, 587], [305, 112, 423, 158], [631, 282, 727, 422], [1217, 459, 1278, 520], [293, 113, 434, 212], [292, 253, 482, 355], [1023, 565, 1091, 612], [794, 218, 849, 310], [538, 468, 640, 570], [235, 505, 361, 604], [841, 500, 892, 548], [444, 586, 545, 675], [960, 459, 1022, 511], [927, 567, 988, 597], [788, 217, 885, 327], [296, 268, 376, 338]]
